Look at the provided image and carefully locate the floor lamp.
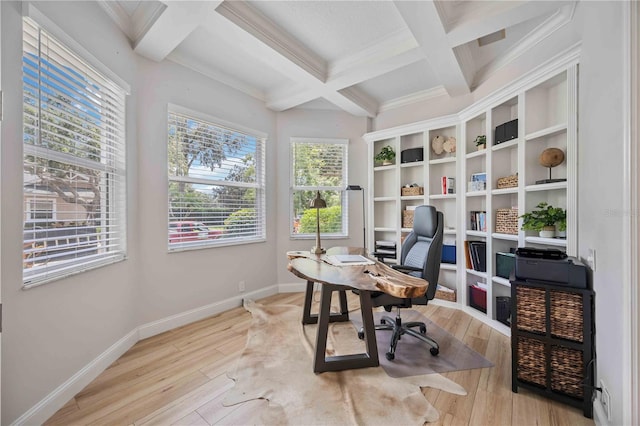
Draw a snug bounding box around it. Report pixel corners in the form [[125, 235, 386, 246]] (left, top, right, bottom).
[[346, 185, 366, 250]]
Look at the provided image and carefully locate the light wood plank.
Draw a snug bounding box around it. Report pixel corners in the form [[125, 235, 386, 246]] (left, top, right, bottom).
[[44, 292, 594, 426]]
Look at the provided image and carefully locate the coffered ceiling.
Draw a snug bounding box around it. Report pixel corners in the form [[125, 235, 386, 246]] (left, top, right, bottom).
[[98, 0, 577, 117]]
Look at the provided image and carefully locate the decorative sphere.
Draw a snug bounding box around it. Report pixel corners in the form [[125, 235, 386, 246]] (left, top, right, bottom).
[[539, 148, 565, 168]]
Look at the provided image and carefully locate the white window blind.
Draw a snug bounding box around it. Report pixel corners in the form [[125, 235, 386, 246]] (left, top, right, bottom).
[[22, 18, 127, 287], [168, 109, 266, 250], [290, 138, 348, 237]]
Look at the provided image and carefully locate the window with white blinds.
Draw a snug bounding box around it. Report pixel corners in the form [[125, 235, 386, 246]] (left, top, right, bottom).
[[290, 138, 348, 237], [22, 18, 127, 287], [168, 108, 266, 251]]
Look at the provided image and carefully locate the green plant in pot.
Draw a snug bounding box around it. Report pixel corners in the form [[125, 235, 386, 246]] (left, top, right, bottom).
[[520, 202, 566, 238], [555, 209, 567, 238], [474, 135, 486, 151], [375, 145, 396, 166]]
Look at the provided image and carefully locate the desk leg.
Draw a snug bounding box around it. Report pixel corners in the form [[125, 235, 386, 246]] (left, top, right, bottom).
[[313, 284, 379, 373], [302, 280, 349, 325]]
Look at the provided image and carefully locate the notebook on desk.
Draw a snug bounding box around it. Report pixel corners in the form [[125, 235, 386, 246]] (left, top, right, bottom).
[[327, 254, 375, 266]]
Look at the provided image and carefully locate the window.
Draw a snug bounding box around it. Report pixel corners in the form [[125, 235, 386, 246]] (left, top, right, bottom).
[[22, 18, 127, 286], [167, 106, 266, 250], [26, 199, 55, 222], [290, 138, 348, 237]]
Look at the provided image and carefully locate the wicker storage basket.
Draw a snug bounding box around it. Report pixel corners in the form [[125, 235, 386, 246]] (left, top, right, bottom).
[[402, 210, 414, 228], [495, 208, 519, 235], [497, 174, 518, 188], [551, 291, 584, 342], [401, 186, 424, 196], [516, 286, 546, 334], [551, 345, 585, 398], [517, 337, 546, 387], [435, 287, 456, 302]]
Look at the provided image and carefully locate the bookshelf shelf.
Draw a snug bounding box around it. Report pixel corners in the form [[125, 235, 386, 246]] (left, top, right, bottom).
[[466, 269, 487, 278]]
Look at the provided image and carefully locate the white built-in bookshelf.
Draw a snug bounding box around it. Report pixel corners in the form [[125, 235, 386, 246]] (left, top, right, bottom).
[[363, 52, 579, 334]]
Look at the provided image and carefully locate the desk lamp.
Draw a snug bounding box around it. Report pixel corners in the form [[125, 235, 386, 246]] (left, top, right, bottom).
[[346, 185, 366, 250], [310, 190, 327, 254]]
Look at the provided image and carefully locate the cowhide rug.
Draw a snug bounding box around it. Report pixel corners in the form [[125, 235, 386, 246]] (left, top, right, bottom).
[[223, 301, 466, 425]]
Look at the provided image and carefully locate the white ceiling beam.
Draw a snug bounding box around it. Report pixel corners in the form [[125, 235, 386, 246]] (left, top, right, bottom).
[[445, 1, 575, 48], [266, 29, 424, 114], [394, 1, 471, 97], [134, 1, 219, 62], [213, 1, 379, 116]]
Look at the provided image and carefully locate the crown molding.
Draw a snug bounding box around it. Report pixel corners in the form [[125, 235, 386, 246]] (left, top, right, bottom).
[[97, 0, 133, 40], [471, 3, 576, 90], [216, 1, 327, 83], [335, 86, 379, 117], [459, 41, 581, 120], [130, 1, 167, 44], [363, 113, 459, 142], [378, 86, 448, 114], [167, 52, 267, 102]]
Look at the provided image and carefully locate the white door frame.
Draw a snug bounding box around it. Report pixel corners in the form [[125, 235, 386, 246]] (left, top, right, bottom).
[[623, 1, 639, 425]]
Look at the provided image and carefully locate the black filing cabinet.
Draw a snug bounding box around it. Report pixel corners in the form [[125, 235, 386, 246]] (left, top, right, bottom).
[[510, 278, 594, 418]]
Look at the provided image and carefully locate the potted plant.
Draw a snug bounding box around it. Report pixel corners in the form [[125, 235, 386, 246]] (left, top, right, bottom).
[[556, 209, 567, 238], [520, 202, 565, 238], [375, 145, 396, 166], [474, 135, 486, 151]]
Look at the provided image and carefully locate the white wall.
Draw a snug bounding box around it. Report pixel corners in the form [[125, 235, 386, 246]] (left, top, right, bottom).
[[1, 1, 139, 424], [135, 58, 278, 324], [577, 2, 626, 425], [275, 109, 369, 285]]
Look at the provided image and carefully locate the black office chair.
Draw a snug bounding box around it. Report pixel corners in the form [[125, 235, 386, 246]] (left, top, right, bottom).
[[360, 205, 444, 360]]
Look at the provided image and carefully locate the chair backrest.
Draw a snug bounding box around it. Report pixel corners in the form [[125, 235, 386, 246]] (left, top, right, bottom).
[[399, 205, 444, 302]]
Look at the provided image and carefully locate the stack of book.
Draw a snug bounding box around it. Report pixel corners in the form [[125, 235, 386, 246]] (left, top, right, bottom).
[[469, 210, 487, 232], [463, 240, 487, 272]]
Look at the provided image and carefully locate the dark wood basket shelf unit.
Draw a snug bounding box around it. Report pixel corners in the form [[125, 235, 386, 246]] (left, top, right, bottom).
[[510, 278, 595, 418]]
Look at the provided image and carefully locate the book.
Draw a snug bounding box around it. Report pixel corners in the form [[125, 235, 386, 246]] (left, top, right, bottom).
[[468, 241, 487, 272], [441, 176, 455, 194], [375, 240, 396, 247]]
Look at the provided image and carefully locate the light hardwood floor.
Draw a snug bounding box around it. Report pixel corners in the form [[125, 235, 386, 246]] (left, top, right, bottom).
[[45, 292, 595, 425]]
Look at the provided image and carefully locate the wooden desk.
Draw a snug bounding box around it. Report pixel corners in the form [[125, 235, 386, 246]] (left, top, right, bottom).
[[287, 247, 427, 373]]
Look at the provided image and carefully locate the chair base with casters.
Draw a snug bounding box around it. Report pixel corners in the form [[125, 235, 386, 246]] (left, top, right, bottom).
[[358, 305, 440, 360]]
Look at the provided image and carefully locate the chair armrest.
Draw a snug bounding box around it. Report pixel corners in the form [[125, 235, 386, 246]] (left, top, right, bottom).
[[391, 264, 423, 273]]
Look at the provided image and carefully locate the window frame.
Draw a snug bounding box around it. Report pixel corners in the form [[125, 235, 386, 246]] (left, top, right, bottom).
[[289, 137, 349, 240], [21, 14, 128, 288], [167, 104, 267, 252]]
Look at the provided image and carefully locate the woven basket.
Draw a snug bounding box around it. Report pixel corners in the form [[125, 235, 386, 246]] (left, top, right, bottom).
[[516, 286, 545, 334], [435, 288, 456, 302], [495, 208, 519, 235], [401, 186, 424, 196], [517, 337, 546, 387], [497, 174, 518, 188], [402, 210, 414, 228], [551, 291, 584, 342], [551, 345, 585, 398]]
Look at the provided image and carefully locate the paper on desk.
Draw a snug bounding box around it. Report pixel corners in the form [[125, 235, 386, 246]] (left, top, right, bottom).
[[327, 254, 375, 266]]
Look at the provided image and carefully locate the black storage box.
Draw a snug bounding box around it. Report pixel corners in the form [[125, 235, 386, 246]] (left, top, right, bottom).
[[515, 253, 588, 288], [401, 147, 424, 163], [495, 119, 518, 144], [496, 296, 511, 326]]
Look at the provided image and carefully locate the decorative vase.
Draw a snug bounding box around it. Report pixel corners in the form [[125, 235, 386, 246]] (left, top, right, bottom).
[[382, 160, 393, 166], [539, 226, 556, 238], [556, 230, 567, 238], [477, 144, 486, 151]]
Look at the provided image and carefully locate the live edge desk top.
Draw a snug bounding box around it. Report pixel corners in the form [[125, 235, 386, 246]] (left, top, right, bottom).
[[287, 247, 427, 373]]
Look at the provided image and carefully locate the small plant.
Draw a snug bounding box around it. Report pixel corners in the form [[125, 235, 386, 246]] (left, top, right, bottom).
[[556, 209, 567, 232], [375, 145, 396, 164], [520, 202, 565, 232], [474, 135, 486, 147]]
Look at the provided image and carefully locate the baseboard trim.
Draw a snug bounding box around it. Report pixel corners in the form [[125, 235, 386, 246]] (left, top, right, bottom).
[[138, 285, 279, 339], [15, 285, 280, 425], [278, 282, 307, 293], [11, 329, 139, 426]]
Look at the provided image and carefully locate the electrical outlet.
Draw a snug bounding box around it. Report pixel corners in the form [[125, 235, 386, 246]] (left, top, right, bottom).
[[239, 280, 245, 292], [600, 380, 611, 421], [587, 248, 596, 271]]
